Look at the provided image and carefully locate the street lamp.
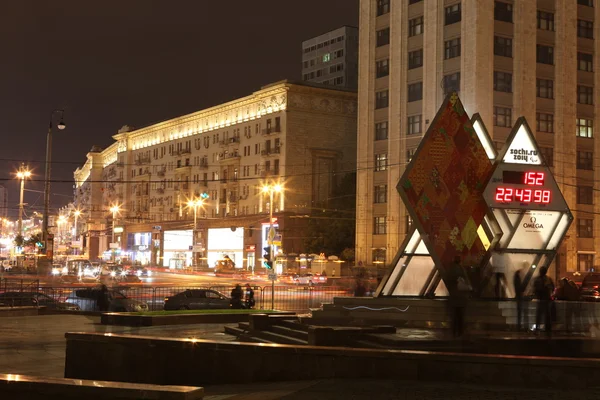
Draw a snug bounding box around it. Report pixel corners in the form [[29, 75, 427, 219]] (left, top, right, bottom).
[[16, 164, 31, 237], [187, 198, 204, 271], [57, 214, 66, 246], [42, 109, 66, 264], [110, 204, 120, 262], [262, 182, 283, 310]]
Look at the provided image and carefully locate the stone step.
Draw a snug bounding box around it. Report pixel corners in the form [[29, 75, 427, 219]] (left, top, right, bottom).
[[257, 330, 308, 345], [278, 319, 310, 332], [223, 325, 275, 344], [269, 325, 309, 341]]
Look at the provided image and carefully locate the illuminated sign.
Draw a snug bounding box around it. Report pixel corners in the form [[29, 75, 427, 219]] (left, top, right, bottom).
[[501, 124, 541, 165], [113, 226, 124, 233]]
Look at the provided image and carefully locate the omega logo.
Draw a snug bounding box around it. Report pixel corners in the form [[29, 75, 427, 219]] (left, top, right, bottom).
[[523, 216, 544, 229]]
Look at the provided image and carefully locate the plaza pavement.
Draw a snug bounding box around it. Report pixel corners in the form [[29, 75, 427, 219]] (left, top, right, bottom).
[[1, 314, 599, 399]]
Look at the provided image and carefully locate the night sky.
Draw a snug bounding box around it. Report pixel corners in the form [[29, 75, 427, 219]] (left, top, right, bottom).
[[0, 1, 358, 217]]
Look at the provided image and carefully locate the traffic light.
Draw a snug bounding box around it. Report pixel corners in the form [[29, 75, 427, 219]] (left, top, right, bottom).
[[263, 246, 273, 269]]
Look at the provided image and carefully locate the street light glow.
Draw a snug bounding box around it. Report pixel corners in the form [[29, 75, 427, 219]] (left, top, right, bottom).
[[16, 170, 31, 179], [110, 204, 121, 214], [73, 209, 82, 217]]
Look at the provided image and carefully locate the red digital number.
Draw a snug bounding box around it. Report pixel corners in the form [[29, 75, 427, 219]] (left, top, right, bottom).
[[524, 171, 545, 186], [542, 190, 551, 203], [495, 187, 505, 202], [503, 188, 513, 202], [515, 189, 523, 202], [523, 189, 532, 203], [534, 190, 542, 202]]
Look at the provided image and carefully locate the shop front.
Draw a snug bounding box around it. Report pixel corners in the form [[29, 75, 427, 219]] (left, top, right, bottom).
[[163, 230, 193, 269], [126, 232, 152, 265], [207, 227, 244, 271]]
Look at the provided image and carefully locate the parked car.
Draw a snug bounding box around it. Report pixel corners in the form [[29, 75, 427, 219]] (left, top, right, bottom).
[[65, 288, 148, 312], [163, 289, 230, 310], [581, 273, 600, 291], [0, 292, 80, 310]]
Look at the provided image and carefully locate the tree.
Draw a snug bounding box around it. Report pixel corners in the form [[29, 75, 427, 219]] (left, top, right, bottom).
[[304, 173, 356, 257], [13, 234, 24, 248]]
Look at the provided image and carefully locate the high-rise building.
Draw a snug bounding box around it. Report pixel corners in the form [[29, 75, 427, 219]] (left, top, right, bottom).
[[302, 26, 359, 90], [356, 0, 598, 276], [74, 81, 357, 267]]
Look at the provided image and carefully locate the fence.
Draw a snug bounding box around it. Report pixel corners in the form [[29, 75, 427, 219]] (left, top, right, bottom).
[[0, 279, 352, 313]]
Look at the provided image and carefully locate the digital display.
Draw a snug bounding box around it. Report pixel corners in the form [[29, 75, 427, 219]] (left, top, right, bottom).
[[502, 171, 545, 185], [494, 188, 551, 204]]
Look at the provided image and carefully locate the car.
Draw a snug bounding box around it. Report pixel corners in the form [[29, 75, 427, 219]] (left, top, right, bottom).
[[163, 289, 231, 311], [292, 273, 327, 285], [580, 288, 600, 302], [581, 272, 600, 291], [126, 266, 152, 278], [0, 292, 80, 310], [65, 288, 148, 312]]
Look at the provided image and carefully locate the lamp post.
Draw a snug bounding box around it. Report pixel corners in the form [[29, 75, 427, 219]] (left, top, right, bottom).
[[262, 183, 283, 310], [187, 198, 204, 271], [110, 204, 120, 262], [16, 165, 31, 237], [42, 110, 66, 264], [73, 209, 81, 255]]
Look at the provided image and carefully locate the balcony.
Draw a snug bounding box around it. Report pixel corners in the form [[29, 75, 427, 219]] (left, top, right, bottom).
[[261, 126, 282, 135], [199, 160, 209, 169], [219, 137, 240, 146], [260, 147, 281, 156], [218, 151, 241, 162], [135, 156, 151, 165], [157, 169, 166, 177], [156, 188, 165, 194], [177, 148, 192, 155], [116, 162, 124, 168], [175, 163, 192, 171]]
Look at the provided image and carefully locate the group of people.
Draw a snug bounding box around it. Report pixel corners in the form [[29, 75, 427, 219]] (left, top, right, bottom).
[[448, 256, 583, 337], [230, 283, 255, 309]]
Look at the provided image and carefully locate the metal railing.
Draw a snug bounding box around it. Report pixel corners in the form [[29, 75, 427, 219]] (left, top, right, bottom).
[[0, 279, 352, 312]]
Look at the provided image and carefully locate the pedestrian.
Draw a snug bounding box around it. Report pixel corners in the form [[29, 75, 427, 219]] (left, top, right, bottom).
[[97, 284, 110, 312], [533, 266, 555, 335], [244, 283, 255, 309], [447, 256, 471, 338], [354, 279, 367, 297], [230, 284, 243, 309], [556, 277, 581, 333], [513, 270, 524, 331]]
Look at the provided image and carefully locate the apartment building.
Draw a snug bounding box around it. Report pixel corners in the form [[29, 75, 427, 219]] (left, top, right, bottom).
[[74, 81, 357, 270], [302, 26, 360, 90], [356, 0, 599, 276]]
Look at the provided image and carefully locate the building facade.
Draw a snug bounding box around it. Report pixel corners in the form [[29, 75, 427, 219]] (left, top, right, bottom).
[[302, 26, 360, 90], [0, 185, 7, 219], [356, 0, 599, 276], [74, 81, 357, 271]]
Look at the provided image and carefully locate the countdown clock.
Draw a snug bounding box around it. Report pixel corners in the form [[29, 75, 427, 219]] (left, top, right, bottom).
[[483, 122, 566, 212]]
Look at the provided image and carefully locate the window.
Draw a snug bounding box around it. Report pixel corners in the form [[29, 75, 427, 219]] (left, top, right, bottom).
[[322, 53, 331, 62], [406, 148, 416, 163], [407, 115, 422, 135], [334, 76, 344, 85], [493, 106, 512, 127], [537, 11, 554, 31], [577, 254, 594, 272], [445, 3, 461, 25], [375, 153, 388, 171], [408, 49, 423, 69], [374, 217, 387, 235], [494, 2, 513, 23], [577, 186, 594, 204], [539, 146, 553, 167], [578, 19, 594, 39], [375, 122, 388, 141], [536, 79, 554, 99], [537, 45, 554, 65], [577, 118, 594, 138], [372, 248, 387, 263], [578, 0, 594, 6], [578, 218, 594, 238], [408, 82, 423, 102], [376, 27, 390, 46], [577, 150, 594, 170], [443, 72, 460, 95], [579, 52, 594, 72], [375, 90, 389, 109], [494, 36, 512, 57], [409, 16, 424, 37], [377, 0, 390, 16], [536, 113, 554, 133], [578, 85, 594, 105], [493, 71, 512, 92], [376, 59, 389, 77], [374, 185, 387, 204], [444, 38, 461, 59]]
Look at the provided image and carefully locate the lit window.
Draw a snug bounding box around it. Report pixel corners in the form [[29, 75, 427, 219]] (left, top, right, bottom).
[[577, 118, 593, 138]]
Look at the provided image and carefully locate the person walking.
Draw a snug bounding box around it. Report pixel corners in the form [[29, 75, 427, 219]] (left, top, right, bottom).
[[533, 266, 555, 335], [230, 284, 243, 309], [447, 256, 471, 338], [244, 283, 255, 309], [513, 270, 524, 331]]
